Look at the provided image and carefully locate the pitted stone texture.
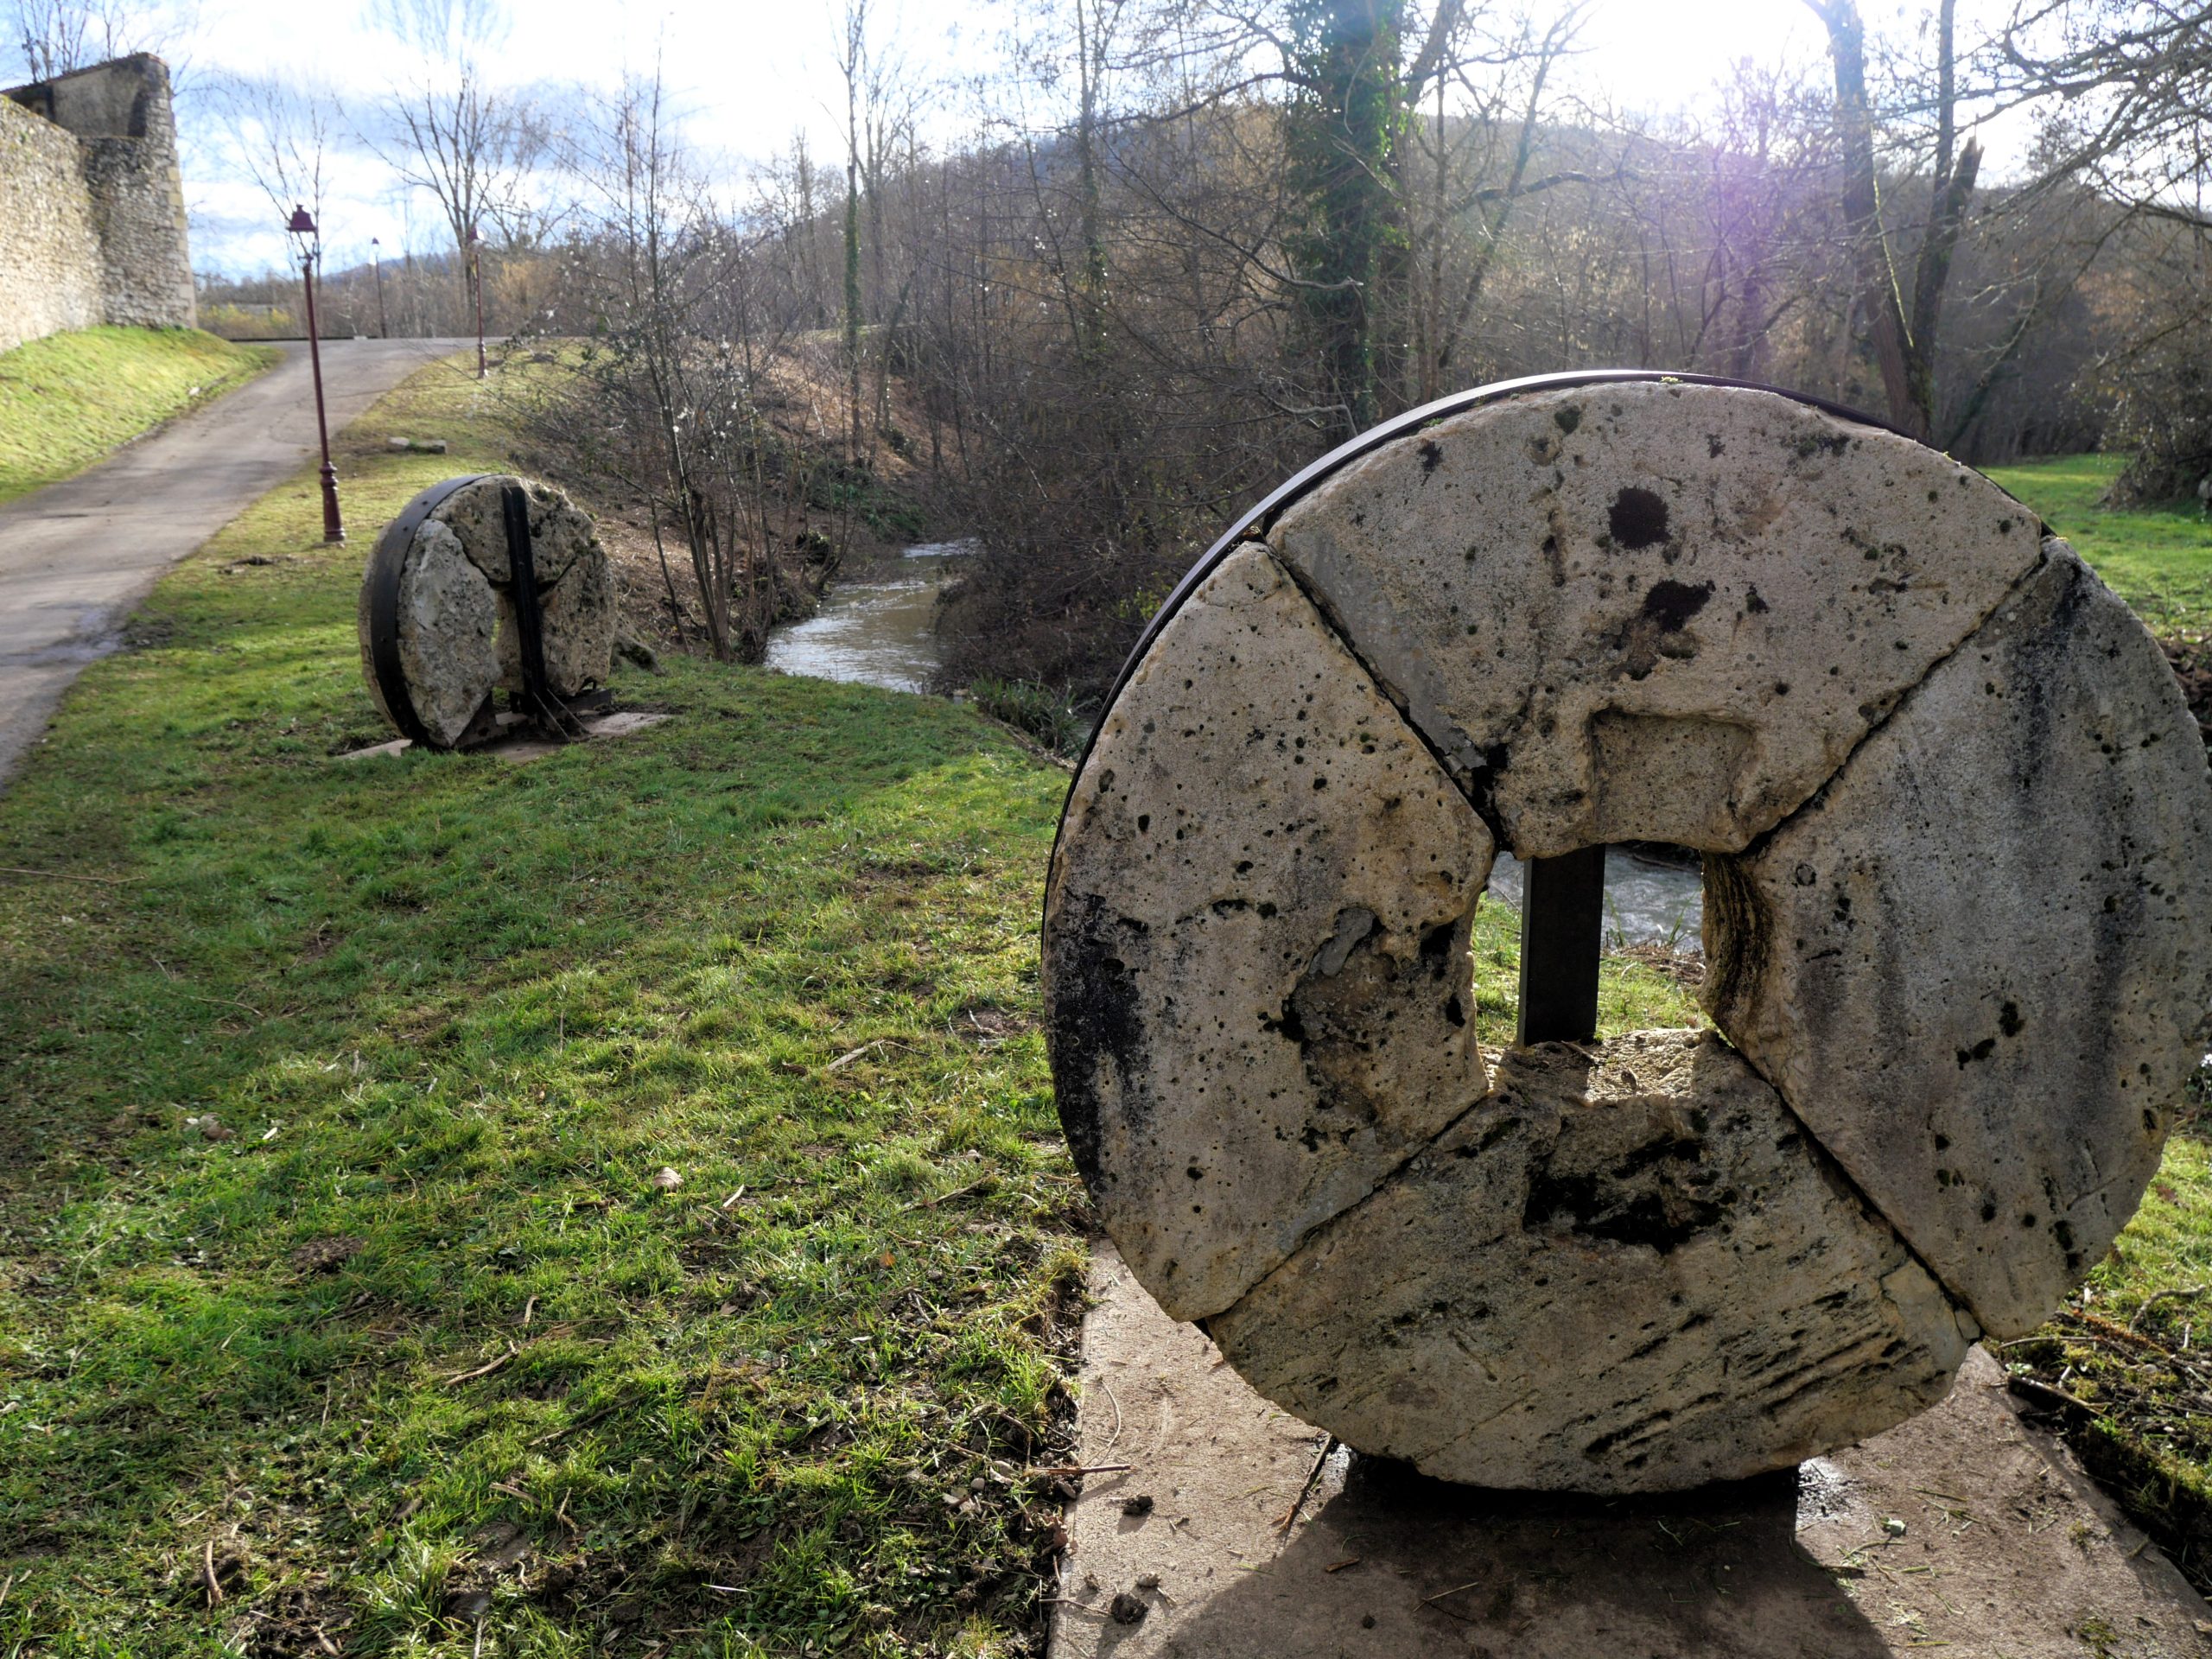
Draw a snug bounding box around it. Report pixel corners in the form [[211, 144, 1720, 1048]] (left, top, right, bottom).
[[1045, 543, 1494, 1320], [1205, 1032, 1975, 1492], [363, 519, 498, 749], [516, 540, 617, 698], [1702, 543, 2212, 1338], [1268, 383, 2040, 857]]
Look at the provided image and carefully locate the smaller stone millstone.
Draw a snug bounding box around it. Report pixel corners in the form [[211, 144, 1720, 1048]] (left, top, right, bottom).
[[1044, 543, 1495, 1320], [358, 474, 616, 747], [1204, 1032, 1976, 1492], [1703, 541, 2212, 1337]]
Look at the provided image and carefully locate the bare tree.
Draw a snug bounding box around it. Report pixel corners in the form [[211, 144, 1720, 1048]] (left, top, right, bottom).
[[366, 0, 553, 323], [207, 73, 341, 243], [1805, 0, 1982, 441], [5, 0, 193, 86]]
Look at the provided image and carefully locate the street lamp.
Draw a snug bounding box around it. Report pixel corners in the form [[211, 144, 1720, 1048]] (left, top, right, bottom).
[[371, 236, 389, 339], [286, 205, 345, 545], [467, 224, 486, 379]]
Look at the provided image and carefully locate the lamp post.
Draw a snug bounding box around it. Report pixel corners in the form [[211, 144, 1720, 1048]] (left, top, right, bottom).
[[371, 236, 389, 339], [287, 205, 345, 545], [468, 224, 486, 378]]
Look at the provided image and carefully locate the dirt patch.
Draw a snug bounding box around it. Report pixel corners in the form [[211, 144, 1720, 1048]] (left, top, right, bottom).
[[1612, 940, 1706, 989], [2160, 632, 2212, 747], [957, 1003, 1038, 1044]]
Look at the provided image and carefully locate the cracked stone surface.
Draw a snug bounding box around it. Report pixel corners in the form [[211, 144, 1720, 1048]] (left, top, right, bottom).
[[1205, 1033, 1974, 1491], [359, 518, 499, 749], [1267, 383, 2040, 857], [358, 474, 615, 747], [1046, 381, 2212, 1490], [437, 475, 596, 588], [1703, 542, 2212, 1338], [1044, 543, 1494, 1320]]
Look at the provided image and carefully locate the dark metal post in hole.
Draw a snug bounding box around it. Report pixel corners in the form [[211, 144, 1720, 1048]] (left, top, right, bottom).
[[500, 483, 556, 728], [1517, 845, 1606, 1046]]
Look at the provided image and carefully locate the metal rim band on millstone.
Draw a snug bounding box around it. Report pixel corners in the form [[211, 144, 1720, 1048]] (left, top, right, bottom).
[[1042, 371, 2212, 1492], [362, 473, 497, 748]]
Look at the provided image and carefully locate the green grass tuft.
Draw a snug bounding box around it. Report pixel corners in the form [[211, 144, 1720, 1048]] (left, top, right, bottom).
[[0, 326, 278, 505]]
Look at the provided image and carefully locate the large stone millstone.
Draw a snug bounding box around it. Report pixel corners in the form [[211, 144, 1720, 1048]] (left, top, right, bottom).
[[357, 474, 614, 750], [1043, 376, 2212, 1492]]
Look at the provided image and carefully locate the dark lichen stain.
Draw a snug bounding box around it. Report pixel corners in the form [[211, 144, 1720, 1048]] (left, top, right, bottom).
[[1609, 486, 1671, 550], [1745, 586, 1770, 615], [1554, 405, 1583, 435], [1955, 1037, 1998, 1067], [1999, 1000, 2024, 1037], [1045, 893, 1151, 1192]]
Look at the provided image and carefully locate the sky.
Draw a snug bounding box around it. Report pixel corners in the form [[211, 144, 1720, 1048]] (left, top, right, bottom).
[[49, 0, 1944, 276]]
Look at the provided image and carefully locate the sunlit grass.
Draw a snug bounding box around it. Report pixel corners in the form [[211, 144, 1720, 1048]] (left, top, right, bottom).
[[1988, 452, 2212, 635], [0, 326, 276, 504]]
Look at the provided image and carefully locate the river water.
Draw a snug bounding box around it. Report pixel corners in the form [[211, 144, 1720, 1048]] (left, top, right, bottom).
[[763, 540, 977, 693], [763, 542, 1707, 947]]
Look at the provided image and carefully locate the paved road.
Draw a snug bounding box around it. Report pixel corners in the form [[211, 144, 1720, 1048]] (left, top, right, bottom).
[[0, 336, 470, 786]]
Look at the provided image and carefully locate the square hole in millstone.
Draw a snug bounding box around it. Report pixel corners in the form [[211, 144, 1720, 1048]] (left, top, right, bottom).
[[1474, 842, 1707, 1047]]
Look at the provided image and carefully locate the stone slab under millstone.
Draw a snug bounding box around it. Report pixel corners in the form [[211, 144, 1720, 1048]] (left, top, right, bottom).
[[1044, 543, 1495, 1321], [1702, 542, 2212, 1338], [1267, 382, 2041, 858], [1204, 1032, 1977, 1492]]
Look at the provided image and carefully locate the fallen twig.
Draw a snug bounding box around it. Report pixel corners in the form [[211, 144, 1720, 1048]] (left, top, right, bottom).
[[442, 1345, 517, 1386], [1421, 1578, 1483, 1606], [826, 1039, 887, 1072], [2130, 1285, 2209, 1332], [915, 1174, 997, 1209], [1275, 1434, 1338, 1535], [200, 1538, 224, 1607], [0, 866, 129, 886], [2008, 1375, 2098, 1417], [1024, 1462, 1133, 1479]]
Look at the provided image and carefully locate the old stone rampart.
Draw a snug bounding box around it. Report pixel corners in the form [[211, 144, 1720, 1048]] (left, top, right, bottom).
[[0, 55, 194, 355]]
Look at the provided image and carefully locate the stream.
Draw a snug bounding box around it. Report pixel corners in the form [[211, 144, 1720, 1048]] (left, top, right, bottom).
[[763, 543, 1707, 948], [763, 540, 976, 694]]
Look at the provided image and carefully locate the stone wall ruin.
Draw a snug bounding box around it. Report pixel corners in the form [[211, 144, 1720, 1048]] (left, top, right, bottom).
[[0, 54, 194, 356]]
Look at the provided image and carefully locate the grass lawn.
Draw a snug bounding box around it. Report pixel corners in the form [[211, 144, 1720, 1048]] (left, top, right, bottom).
[[0, 327, 278, 505], [0, 353, 1690, 1653], [1988, 453, 2212, 635]]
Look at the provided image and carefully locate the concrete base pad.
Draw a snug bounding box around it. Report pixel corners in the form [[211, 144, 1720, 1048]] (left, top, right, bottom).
[[338, 710, 666, 762], [1052, 1244, 2212, 1658]]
